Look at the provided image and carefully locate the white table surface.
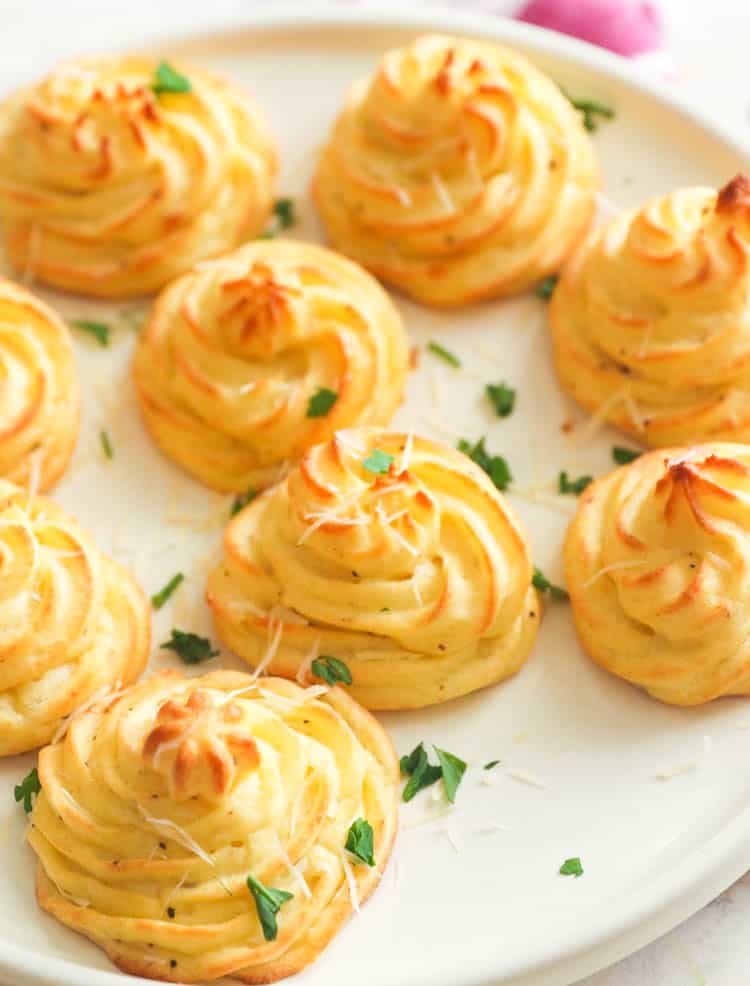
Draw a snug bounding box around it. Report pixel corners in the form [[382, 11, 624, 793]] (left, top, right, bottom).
[[0, 1, 747, 984]]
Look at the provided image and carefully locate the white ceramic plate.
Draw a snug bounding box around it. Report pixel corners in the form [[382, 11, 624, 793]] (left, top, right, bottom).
[[1, 6, 750, 986]]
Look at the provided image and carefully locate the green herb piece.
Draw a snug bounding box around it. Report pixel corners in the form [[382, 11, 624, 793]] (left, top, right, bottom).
[[70, 319, 110, 347], [566, 91, 615, 131], [246, 874, 293, 941], [100, 430, 114, 460], [152, 61, 192, 96], [273, 198, 295, 229], [161, 629, 218, 664], [427, 341, 461, 368], [260, 198, 297, 238], [434, 747, 467, 804], [559, 857, 584, 878], [558, 471, 592, 496], [612, 446, 641, 465], [534, 276, 558, 301], [230, 488, 257, 517], [307, 387, 339, 418], [311, 656, 352, 686], [400, 742, 442, 802], [486, 382, 516, 418], [457, 437, 512, 491], [362, 449, 394, 475], [14, 767, 41, 813], [532, 567, 569, 601], [151, 573, 184, 610], [345, 818, 375, 867], [483, 760, 501, 771]]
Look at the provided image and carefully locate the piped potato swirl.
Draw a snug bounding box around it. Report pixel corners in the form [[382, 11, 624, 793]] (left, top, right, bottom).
[[314, 33, 598, 307], [552, 176, 750, 446], [133, 240, 409, 492], [207, 429, 540, 709], [565, 444, 750, 705], [29, 669, 398, 983], [0, 278, 79, 490], [0, 55, 276, 297], [0, 480, 149, 755]]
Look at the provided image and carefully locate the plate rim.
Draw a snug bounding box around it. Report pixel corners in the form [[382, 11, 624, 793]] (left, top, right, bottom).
[[2, 5, 750, 986]]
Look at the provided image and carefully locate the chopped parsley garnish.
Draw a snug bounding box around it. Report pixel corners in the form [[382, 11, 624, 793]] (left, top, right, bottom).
[[307, 387, 338, 418], [532, 567, 569, 601], [427, 341, 461, 368], [70, 319, 110, 347], [400, 742, 466, 803], [486, 382, 516, 418], [434, 747, 467, 804], [362, 449, 394, 475], [100, 430, 114, 460], [345, 818, 375, 867], [260, 198, 297, 238], [161, 629, 218, 664], [558, 471, 592, 496], [246, 874, 293, 941], [559, 857, 584, 878], [612, 446, 641, 465], [14, 767, 41, 813], [152, 61, 192, 96], [311, 656, 352, 687], [566, 91, 615, 131], [151, 573, 184, 610], [534, 275, 558, 301], [230, 488, 257, 517], [400, 742, 443, 802], [458, 437, 512, 491], [483, 760, 501, 771], [273, 198, 295, 229]]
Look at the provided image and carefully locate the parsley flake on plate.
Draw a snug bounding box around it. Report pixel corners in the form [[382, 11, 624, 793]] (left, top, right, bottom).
[[612, 446, 641, 465], [458, 437, 512, 491], [559, 857, 584, 878], [486, 382, 516, 418], [151, 573, 184, 610], [558, 471, 592, 496], [427, 341, 461, 368], [70, 319, 110, 347], [161, 629, 218, 664], [14, 767, 41, 813], [532, 567, 569, 601]]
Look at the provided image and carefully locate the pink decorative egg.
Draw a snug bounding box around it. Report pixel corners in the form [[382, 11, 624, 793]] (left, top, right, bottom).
[[517, 0, 664, 56]]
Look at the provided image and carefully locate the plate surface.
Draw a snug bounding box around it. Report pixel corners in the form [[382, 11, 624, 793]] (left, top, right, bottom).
[[1, 7, 749, 986]]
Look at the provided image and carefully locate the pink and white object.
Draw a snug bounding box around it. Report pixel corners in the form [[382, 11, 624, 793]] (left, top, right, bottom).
[[518, 0, 664, 56]]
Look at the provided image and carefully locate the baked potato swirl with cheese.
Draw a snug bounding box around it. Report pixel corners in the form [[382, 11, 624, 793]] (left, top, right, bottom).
[[206, 429, 540, 709], [133, 240, 409, 492], [29, 669, 398, 983], [565, 444, 750, 705], [0, 480, 149, 755], [551, 176, 750, 446], [313, 33, 598, 306], [0, 278, 79, 491], [0, 56, 276, 297]]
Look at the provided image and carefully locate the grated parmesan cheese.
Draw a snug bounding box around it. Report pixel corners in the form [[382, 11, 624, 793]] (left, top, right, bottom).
[[296, 637, 321, 685], [274, 831, 311, 900], [568, 386, 631, 446], [340, 848, 360, 913], [431, 170, 454, 213], [506, 768, 547, 790], [51, 682, 125, 744], [441, 819, 464, 854], [251, 617, 284, 680]]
